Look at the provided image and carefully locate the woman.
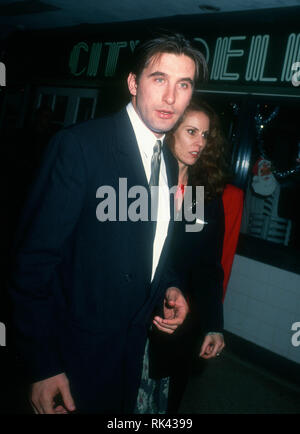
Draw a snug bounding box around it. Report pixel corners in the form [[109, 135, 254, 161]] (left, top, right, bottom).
[[137, 100, 243, 414], [148, 99, 230, 413]]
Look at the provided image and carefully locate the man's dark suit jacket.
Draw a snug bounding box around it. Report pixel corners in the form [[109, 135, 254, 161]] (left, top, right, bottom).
[[9, 108, 180, 413]]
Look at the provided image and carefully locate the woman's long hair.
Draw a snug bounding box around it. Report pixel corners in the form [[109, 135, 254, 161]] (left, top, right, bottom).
[[166, 99, 230, 201]]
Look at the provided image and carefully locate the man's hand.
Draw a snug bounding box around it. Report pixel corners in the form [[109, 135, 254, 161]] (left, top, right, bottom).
[[199, 333, 225, 359], [30, 372, 76, 414], [153, 287, 189, 334]]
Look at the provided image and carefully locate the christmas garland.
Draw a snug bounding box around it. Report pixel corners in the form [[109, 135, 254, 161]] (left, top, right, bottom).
[[254, 104, 300, 179]]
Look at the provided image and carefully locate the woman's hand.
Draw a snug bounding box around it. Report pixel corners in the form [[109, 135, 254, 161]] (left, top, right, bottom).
[[199, 333, 225, 359]]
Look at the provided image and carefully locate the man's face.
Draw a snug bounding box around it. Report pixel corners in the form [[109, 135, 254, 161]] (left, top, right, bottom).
[[128, 53, 196, 137]]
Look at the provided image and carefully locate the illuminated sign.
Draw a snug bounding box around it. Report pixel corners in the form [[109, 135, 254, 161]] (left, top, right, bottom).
[[69, 40, 139, 78], [0, 62, 6, 86], [292, 62, 300, 86], [291, 322, 300, 347], [68, 33, 300, 87], [0, 322, 5, 346]]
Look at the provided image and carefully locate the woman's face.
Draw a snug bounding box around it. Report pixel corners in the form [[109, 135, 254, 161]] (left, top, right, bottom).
[[172, 110, 210, 168]]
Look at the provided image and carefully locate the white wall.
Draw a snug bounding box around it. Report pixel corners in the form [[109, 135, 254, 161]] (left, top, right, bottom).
[[224, 255, 300, 364]]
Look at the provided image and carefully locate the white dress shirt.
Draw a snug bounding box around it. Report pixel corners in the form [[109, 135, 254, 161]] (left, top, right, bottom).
[[126, 102, 170, 281]]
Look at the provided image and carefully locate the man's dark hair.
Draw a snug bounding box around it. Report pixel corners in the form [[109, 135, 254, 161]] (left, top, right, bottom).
[[130, 31, 208, 84]]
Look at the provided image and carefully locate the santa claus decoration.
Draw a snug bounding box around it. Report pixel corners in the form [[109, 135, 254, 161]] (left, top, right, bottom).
[[251, 157, 278, 196]]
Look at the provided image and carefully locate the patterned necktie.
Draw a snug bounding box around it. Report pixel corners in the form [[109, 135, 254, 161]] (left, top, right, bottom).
[[149, 140, 162, 188], [149, 140, 162, 223]]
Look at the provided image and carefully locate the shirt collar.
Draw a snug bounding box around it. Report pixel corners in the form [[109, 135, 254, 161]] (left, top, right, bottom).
[[126, 102, 165, 159]]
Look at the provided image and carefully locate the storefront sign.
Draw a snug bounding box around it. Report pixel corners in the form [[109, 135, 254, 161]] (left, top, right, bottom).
[[292, 62, 300, 86], [0, 322, 5, 346], [68, 32, 300, 88], [0, 61, 6, 86]]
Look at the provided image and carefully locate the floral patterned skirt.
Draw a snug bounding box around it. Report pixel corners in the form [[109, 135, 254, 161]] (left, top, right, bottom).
[[134, 339, 170, 414]]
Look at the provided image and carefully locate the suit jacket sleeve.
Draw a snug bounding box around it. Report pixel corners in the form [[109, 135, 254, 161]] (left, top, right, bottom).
[[184, 196, 225, 335], [221, 184, 244, 300], [9, 128, 87, 382]]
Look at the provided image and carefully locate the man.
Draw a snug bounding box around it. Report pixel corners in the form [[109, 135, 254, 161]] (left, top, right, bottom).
[[9, 32, 207, 414]]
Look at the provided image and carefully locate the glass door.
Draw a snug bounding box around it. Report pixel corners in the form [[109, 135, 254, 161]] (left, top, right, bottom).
[[241, 97, 300, 251], [194, 90, 251, 188], [34, 86, 99, 127]]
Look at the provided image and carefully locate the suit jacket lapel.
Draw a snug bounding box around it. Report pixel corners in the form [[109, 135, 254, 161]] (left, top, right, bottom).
[[111, 108, 149, 192], [110, 109, 179, 304], [148, 144, 179, 298], [163, 144, 179, 223], [111, 109, 179, 221]]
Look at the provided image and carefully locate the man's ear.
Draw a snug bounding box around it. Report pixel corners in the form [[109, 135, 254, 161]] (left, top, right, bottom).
[[127, 73, 138, 96]]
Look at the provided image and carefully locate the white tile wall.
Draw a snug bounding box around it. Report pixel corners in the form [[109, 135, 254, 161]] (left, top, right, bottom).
[[224, 255, 300, 364]]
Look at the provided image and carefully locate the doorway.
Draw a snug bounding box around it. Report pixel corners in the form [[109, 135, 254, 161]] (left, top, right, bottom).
[[34, 86, 99, 127]]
